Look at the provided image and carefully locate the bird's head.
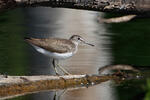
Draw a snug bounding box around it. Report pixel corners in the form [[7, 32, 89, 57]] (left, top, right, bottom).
[[69, 35, 94, 46]]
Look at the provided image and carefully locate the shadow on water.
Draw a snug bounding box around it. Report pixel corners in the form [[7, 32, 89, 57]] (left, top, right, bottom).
[[0, 9, 27, 75], [103, 13, 150, 100], [108, 17, 150, 66], [0, 7, 150, 100]]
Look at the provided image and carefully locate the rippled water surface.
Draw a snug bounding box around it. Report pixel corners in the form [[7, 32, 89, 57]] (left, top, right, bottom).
[[0, 7, 150, 100]]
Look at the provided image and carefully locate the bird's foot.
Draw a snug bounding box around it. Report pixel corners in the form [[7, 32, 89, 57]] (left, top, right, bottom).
[[56, 64, 71, 75], [64, 72, 72, 75], [55, 72, 61, 76]]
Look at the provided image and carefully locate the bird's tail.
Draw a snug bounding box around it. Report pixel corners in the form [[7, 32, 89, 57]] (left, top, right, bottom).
[[24, 37, 33, 43], [24, 37, 31, 40]]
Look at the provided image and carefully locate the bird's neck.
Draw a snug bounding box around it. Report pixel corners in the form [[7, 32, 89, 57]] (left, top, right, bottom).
[[70, 40, 79, 54], [70, 40, 79, 47]]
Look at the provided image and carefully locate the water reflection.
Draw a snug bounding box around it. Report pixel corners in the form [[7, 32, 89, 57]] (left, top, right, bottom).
[[30, 91, 55, 100], [104, 14, 150, 100], [0, 9, 27, 75], [24, 7, 115, 100], [2, 6, 150, 100]]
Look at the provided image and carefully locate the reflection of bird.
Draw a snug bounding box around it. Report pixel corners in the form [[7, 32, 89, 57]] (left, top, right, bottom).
[[25, 35, 94, 75]]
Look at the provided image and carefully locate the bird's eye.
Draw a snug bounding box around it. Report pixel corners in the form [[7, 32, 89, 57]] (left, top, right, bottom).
[[78, 37, 80, 40]]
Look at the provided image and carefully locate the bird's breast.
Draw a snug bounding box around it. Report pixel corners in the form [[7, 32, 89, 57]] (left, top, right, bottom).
[[33, 45, 74, 59]]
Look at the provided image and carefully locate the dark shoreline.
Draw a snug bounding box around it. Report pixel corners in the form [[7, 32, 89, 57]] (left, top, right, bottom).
[[0, 0, 150, 15]]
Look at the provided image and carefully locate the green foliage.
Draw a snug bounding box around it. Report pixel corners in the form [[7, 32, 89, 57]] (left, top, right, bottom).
[[145, 79, 150, 100]]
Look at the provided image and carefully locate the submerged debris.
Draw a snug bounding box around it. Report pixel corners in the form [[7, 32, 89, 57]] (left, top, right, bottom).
[[98, 64, 139, 75]]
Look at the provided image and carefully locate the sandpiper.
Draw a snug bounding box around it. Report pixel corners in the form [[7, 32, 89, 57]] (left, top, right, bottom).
[[25, 35, 94, 75]]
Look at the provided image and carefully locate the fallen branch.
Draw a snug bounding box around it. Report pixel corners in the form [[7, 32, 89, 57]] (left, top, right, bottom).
[[0, 74, 118, 99]]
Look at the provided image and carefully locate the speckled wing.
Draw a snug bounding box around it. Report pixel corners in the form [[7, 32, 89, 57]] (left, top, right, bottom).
[[25, 38, 76, 53]]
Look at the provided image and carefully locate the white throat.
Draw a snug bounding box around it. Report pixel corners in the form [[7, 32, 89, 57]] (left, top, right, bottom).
[[71, 40, 79, 47]]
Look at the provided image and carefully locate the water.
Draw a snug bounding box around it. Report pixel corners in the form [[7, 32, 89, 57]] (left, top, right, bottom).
[[0, 7, 150, 100]]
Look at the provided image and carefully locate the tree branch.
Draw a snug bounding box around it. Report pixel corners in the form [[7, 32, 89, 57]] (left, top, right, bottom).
[[0, 74, 118, 99]]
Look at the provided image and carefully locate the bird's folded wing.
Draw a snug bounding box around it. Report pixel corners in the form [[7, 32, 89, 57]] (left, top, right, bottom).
[[25, 38, 75, 53]]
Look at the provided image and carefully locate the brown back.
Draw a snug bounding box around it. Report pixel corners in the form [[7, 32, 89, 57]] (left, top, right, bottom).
[[25, 38, 76, 53]]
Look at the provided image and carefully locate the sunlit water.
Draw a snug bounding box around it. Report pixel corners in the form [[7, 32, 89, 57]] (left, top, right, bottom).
[[23, 7, 115, 100], [0, 7, 150, 100]]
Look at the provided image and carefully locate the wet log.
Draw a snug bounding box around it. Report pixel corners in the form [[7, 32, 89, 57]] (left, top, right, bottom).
[[99, 15, 137, 23], [0, 74, 118, 99]]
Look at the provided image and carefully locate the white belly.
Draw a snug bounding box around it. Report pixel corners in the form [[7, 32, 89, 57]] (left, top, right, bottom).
[[32, 45, 74, 59]]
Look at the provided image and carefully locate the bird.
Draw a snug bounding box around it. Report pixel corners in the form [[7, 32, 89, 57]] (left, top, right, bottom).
[[25, 35, 94, 75]]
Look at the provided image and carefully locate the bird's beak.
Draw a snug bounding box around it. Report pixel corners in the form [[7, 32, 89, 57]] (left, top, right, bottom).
[[84, 42, 95, 46], [81, 40, 94, 46]]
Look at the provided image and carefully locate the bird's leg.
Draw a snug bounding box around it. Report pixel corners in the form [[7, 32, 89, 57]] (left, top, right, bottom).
[[58, 89, 67, 100], [55, 60, 71, 75], [52, 59, 60, 75], [53, 91, 57, 100], [53, 90, 67, 100], [58, 65, 71, 75]]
